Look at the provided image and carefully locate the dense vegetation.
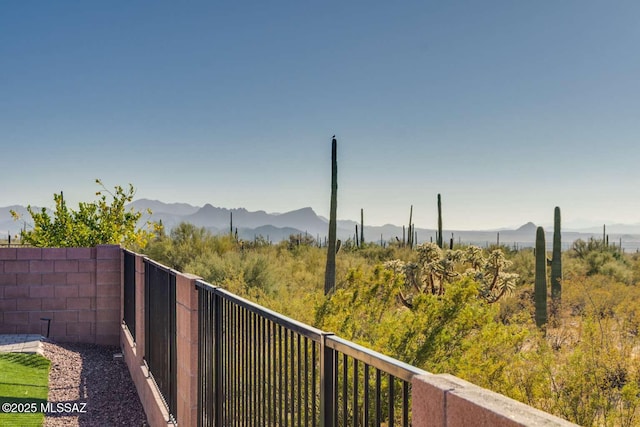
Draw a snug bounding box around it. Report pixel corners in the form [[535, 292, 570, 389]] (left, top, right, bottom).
[[144, 223, 640, 426]]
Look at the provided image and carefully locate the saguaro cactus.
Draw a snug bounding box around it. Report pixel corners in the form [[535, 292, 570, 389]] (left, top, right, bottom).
[[360, 208, 364, 245], [408, 205, 413, 249], [551, 207, 562, 307], [436, 194, 443, 248], [535, 226, 548, 330], [324, 136, 338, 295]]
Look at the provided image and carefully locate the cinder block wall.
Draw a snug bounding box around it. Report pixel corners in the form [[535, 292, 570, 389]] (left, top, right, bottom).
[[0, 245, 121, 345], [412, 373, 576, 426]]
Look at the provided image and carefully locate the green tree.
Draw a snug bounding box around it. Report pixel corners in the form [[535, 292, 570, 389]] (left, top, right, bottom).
[[11, 180, 156, 249]]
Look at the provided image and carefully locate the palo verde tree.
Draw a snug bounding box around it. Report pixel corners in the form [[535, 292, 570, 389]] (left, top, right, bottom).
[[11, 180, 157, 249]]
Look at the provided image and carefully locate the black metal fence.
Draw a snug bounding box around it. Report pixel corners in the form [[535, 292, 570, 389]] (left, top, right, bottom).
[[196, 281, 425, 427], [123, 249, 136, 341], [144, 258, 177, 422]]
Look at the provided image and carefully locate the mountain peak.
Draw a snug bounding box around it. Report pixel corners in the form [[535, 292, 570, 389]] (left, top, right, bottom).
[[516, 222, 537, 232]]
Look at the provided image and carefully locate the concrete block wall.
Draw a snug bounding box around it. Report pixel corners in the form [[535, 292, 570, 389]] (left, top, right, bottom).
[[175, 271, 200, 427], [412, 373, 576, 426], [0, 245, 121, 345]]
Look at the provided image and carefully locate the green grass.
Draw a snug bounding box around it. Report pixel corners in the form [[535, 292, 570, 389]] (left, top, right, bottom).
[[0, 353, 50, 427]]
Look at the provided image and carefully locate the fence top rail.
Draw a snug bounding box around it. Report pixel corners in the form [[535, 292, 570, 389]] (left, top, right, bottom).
[[143, 256, 175, 274], [326, 335, 428, 382], [196, 279, 326, 342]]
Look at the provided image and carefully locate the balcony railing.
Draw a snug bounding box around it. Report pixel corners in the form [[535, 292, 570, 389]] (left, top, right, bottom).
[[196, 281, 426, 427]]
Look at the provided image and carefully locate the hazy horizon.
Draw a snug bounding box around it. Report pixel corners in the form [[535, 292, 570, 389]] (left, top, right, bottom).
[[2, 2, 639, 230]]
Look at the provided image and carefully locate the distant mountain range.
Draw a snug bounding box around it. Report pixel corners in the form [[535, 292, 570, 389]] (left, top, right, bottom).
[[3, 199, 640, 251]]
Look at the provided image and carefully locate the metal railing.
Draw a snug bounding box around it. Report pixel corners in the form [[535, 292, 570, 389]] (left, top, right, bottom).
[[196, 280, 426, 427], [123, 249, 136, 341], [325, 336, 422, 426], [144, 258, 177, 421]]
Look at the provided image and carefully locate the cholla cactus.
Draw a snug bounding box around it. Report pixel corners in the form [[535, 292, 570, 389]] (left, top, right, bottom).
[[384, 243, 518, 307], [415, 242, 460, 295], [416, 242, 442, 265], [383, 259, 407, 274], [477, 250, 517, 303]]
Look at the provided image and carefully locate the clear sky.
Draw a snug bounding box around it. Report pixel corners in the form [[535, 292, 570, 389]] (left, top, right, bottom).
[[2, 1, 639, 230]]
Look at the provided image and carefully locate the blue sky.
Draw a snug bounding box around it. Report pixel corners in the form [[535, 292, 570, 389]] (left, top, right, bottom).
[[2, 1, 639, 230]]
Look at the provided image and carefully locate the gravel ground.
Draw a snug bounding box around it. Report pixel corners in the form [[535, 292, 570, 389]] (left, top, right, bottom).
[[42, 340, 147, 427]]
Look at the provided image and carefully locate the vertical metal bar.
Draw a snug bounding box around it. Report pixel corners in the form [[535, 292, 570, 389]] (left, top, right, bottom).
[[227, 300, 232, 426], [249, 311, 254, 427], [225, 299, 230, 425], [209, 292, 215, 427], [297, 334, 302, 427], [312, 342, 317, 427], [273, 321, 278, 425], [284, 327, 289, 427], [290, 330, 296, 427], [245, 309, 249, 427], [363, 364, 369, 425], [253, 312, 258, 426], [233, 301, 237, 426], [235, 305, 239, 425], [304, 337, 309, 427], [243, 307, 248, 425], [267, 321, 272, 426], [197, 289, 203, 427], [319, 334, 335, 427], [253, 311, 258, 427], [388, 374, 395, 427], [353, 359, 359, 427], [278, 325, 283, 425], [231, 301, 236, 427], [200, 289, 205, 427], [402, 381, 409, 427], [261, 316, 267, 426], [375, 369, 381, 426], [258, 314, 262, 426], [218, 298, 223, 426], [239, 305, 244, 426], [342, 354, 348, 426], [214, 292, 223, 427], [334, 350, 339, 427], [236, 303, 241, 427]]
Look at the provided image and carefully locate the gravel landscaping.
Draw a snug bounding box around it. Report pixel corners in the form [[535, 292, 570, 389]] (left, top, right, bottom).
[[42, 340, 147, 426]]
